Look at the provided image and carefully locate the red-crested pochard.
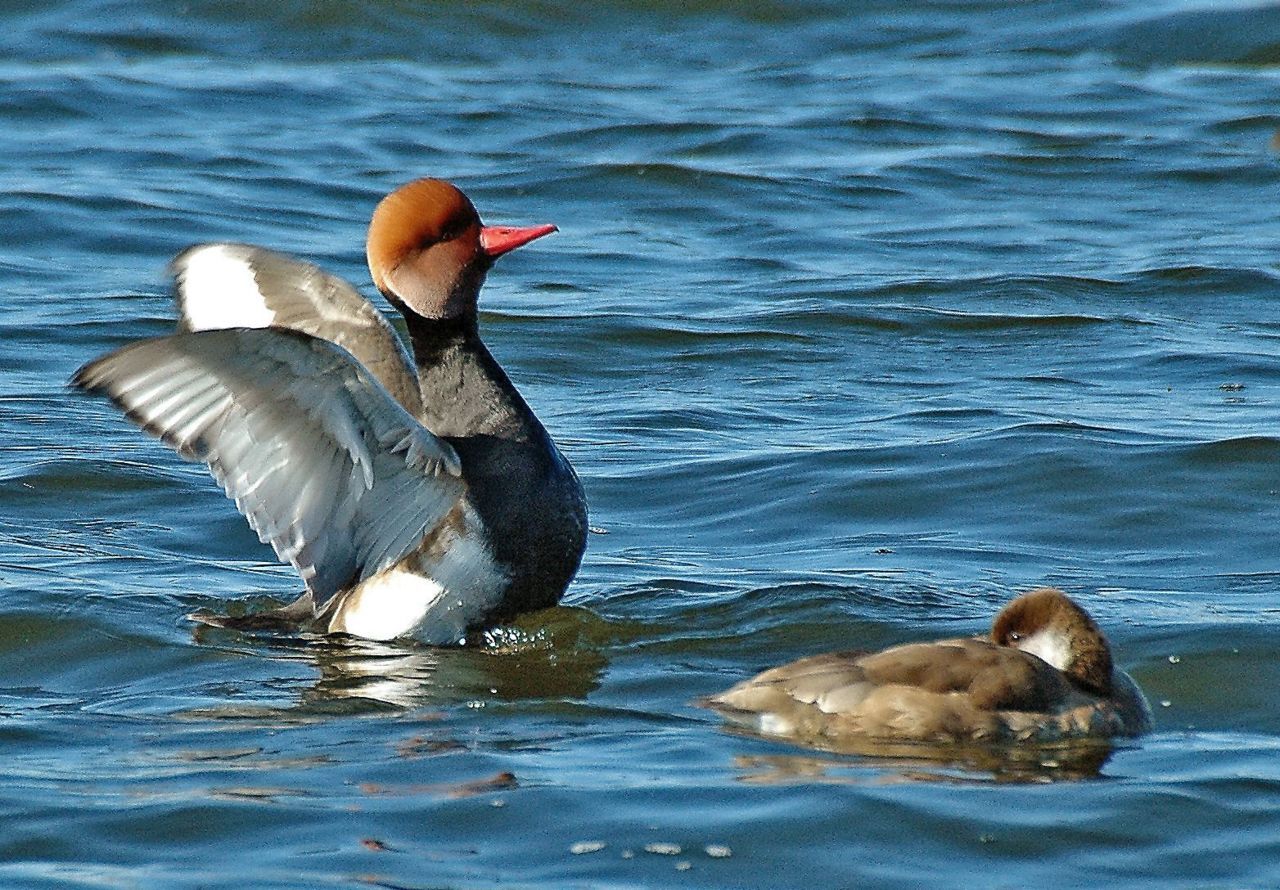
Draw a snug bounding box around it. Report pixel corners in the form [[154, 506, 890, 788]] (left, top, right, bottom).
[[700, 588, 1151, 747], [74, 178, 587, 643]]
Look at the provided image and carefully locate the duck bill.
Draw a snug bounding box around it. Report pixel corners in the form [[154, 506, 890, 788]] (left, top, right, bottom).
[[479, 223, 557, 258]]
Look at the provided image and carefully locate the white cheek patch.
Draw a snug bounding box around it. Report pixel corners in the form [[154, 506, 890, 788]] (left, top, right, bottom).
[[1015, 628, 1073, 672], [177, 244, 276, 331]]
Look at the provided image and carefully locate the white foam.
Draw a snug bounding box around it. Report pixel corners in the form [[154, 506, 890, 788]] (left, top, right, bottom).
[[178, 244, 276, 331]]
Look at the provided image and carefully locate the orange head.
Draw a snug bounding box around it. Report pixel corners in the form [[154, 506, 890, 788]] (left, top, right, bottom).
[[366, 178, 556, 320]]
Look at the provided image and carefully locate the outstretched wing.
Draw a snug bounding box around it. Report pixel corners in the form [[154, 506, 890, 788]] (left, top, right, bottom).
[[73, 328, 465, 608], [171, 243, 424, 417]]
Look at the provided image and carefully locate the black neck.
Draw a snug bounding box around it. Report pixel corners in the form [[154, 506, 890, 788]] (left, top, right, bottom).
[[400, 309, 545, 444], [404, 311, 477, 368]]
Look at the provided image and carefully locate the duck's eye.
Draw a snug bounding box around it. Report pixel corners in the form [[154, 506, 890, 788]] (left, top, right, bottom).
[[420, 221, 467, 249]]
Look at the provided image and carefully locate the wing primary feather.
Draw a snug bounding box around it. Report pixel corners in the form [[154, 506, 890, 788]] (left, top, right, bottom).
[[72, 327, 466, 608]]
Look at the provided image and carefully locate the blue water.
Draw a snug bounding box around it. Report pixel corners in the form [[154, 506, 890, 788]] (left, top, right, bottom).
[[4, 1, 1280, 886]]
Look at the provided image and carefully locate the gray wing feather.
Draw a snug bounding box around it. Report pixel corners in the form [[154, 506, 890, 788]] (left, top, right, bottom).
[[171, 243, 424, 418], [73, 328, 465, 607]]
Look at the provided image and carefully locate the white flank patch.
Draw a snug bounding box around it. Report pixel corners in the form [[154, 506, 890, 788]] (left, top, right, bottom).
[[177, 244, 276, 331], [1015, 628, 1073, 672], [331, 567, 447, 642], [329, 505, 506, 643]]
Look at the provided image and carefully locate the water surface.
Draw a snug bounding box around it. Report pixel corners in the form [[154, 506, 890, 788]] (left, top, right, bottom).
[[3, 1, 1280, 886]]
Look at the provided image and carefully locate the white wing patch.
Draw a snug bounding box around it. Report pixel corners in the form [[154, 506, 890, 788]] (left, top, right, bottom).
[[175, 244, 277, 330], [170, 242, 425, 419]]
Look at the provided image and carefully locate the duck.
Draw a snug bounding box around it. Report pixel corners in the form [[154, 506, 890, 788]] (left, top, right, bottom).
[[73, 177, 588, 644], [699, 588, 1152, 747]]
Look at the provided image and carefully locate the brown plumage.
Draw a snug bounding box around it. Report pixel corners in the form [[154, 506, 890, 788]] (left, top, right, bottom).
[[699, 588, 1151, 747]]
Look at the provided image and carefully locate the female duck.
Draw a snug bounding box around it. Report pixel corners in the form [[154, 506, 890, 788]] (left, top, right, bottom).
[[701, 588, 1151, 746]]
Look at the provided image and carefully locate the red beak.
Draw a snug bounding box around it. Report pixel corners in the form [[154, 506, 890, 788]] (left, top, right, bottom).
[[479, 223, 558, 258]]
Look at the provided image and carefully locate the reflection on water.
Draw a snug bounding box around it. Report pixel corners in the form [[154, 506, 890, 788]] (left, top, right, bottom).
[[310, 639, 454, 710], [359, 770, 518, 799], [187, 605, 607, 714], [718, 728, 1117, 784], [309, 635, 604, 710]]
